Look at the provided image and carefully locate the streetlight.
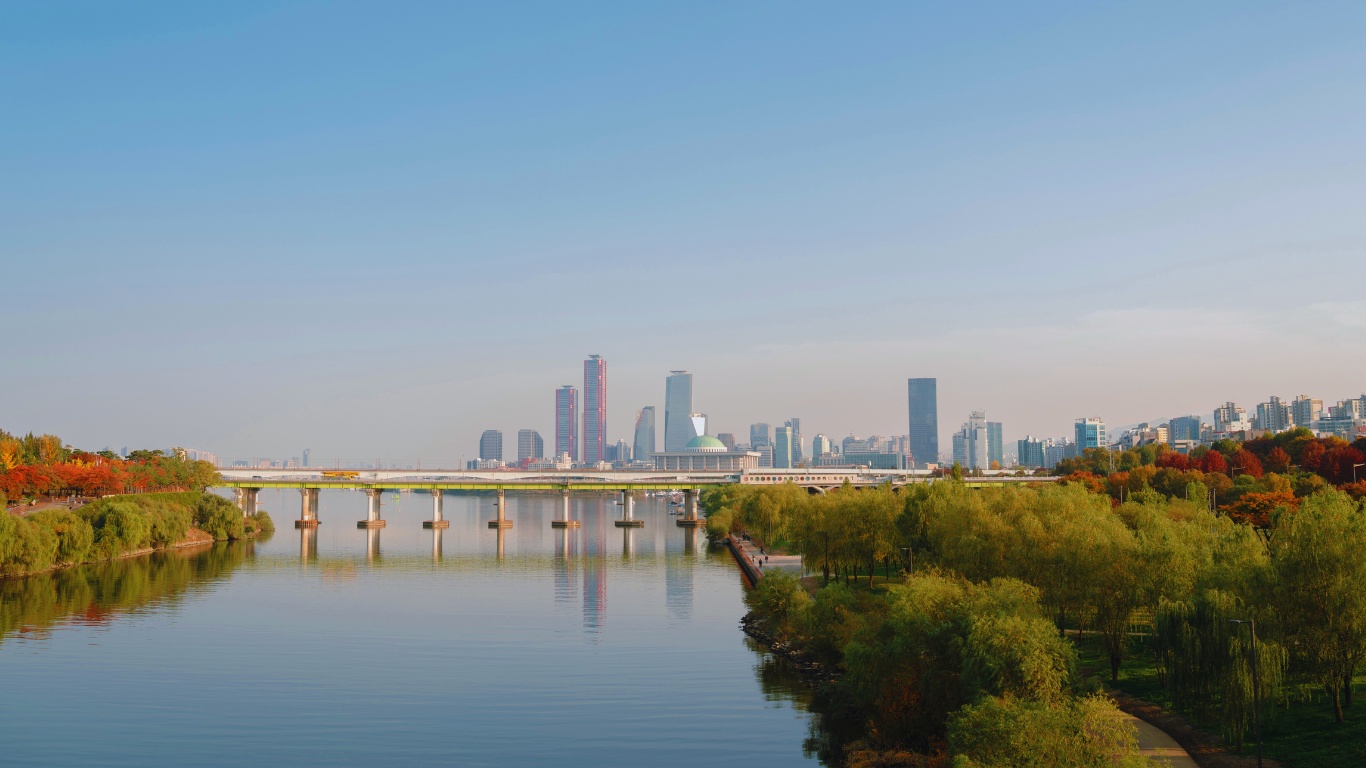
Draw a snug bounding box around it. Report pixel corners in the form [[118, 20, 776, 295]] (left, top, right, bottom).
[[822, 531, 831, 585], [1229, 619, 1263, 768]]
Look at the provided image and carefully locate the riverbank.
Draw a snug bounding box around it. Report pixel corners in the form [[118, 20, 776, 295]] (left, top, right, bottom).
[[0, 491, 271, 578]]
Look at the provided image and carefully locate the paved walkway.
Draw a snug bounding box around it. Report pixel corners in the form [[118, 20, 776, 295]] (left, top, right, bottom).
[[730, 535, 803, 577], [1125, 713, 1197, 767]]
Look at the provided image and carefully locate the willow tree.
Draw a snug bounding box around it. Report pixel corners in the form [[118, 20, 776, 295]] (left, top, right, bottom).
[[1272, 489, 1366, 722], [1154, 590, 1285, 747]]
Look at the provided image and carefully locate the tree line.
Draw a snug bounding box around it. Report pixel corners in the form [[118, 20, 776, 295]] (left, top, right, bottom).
[[708, 479, 1366, 765], [1052, 428, 1366, 526], [0, 428, 219, 503]]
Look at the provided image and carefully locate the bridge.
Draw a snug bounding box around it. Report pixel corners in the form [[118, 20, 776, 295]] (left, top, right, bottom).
[[214, 467, 1045, 531]]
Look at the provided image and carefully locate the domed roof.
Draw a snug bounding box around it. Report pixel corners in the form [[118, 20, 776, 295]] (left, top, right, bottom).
[[684, 435, 727, 452]]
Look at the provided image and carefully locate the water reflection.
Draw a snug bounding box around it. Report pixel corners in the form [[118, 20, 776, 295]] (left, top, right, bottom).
[[366, 527, 381, 562], [431, 528, 443, 562], [300, 526, 318, 563], [0, 541, 254, 646]]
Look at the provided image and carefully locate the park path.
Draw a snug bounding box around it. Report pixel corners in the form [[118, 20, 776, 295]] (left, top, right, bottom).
[[1125, 712, 1198, 766], [729, 534, 802, 580]]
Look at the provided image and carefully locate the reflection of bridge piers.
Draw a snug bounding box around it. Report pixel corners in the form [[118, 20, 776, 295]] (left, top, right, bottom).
[[299, 526, 317, 562], [423, 489, 450, 529], [622, 524, 635, 559], [676, 488, 705, 528], [551, 489, 580, 528], [495, 525, 506, 560], [487, 490, 513, 529], [358, 488, 387, 529], [366, 527, 381, 561], [614, 490, 643, 528], [431, 528, 443, 561], [295, 488, 320, 528]]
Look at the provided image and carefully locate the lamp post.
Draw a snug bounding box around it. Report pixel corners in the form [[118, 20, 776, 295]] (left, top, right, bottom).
[[822, 531, 831, 585], [1229, 619, 1263, 768]]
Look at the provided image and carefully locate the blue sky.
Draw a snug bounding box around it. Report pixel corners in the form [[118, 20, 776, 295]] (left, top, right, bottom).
[[3, 2, 1365, 464]]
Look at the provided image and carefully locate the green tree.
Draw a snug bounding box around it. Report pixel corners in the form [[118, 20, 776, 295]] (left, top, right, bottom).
[[947, 695, 1157, 768], [1272, 489, 1366, 722]]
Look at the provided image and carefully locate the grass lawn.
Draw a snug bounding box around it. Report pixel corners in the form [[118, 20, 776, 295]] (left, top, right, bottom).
[[1073, 635, 1366, 767]]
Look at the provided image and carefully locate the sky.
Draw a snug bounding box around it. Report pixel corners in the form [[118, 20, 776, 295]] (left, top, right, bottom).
[[3, 1, 1365, 466]]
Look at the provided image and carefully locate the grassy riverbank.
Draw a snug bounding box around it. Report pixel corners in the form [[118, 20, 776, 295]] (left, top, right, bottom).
[[0, 491, 271, 578]]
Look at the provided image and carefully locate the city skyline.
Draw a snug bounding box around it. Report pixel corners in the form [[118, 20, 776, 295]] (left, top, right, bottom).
[[5, 4, 1366, 464]]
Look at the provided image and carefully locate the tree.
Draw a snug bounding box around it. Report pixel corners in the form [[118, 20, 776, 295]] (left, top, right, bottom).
[[947, 695, 1156, 768], [1272, 490, 1366, 722]]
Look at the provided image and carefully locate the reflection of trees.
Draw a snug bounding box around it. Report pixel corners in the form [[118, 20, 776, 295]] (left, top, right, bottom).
[[748, 637, 862, 767], [0, 541, 252, 644]]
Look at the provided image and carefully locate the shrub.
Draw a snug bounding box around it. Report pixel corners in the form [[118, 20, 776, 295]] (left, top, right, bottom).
[[948, 695, 1153, 768], [28, 510, 94, 565], [194, 494, 245, 540], [85, 501, 154, 560], [0, 513, 59, 577], [249, 510, 275, 536]]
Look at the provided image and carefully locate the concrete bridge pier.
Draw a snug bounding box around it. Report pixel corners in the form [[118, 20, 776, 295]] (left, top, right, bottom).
[[487, 490, 513, 529], [295, 488, 320, 529], [424, 489, 449, 529], [615, 490, 644, 528], [358, 489, 387, 529], [236, 487, 260, 517], [677, 488, 705, 528], [551, 488, 580, 528]]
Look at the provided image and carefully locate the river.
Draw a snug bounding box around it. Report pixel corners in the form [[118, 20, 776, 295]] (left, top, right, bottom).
[[0, 491, 821, 767]]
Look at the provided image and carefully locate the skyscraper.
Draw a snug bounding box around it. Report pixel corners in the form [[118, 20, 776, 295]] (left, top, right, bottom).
[[517, 429, 544, 462], [812, 434, 832, 458], [1017, 437, 1046, 468], [785, 418, 803, 464], [1291, 395, 1323, 427], [987, 421, 1003, 468], [1075, 418, 1107, 452], [664, 371, 694, 452], [773, 425, 794, 469], [953, 411, 988, 470], [556, 385, 578, 460], [301, 448, 310, 467], [1255, 396, 1292, 432], [907, 378, 939, 468], [749, 422, 771, 447], [1168, 415, 1202, 442], [583, 355, 607, 463], [633, 406, 656, 461], [479, 430, 503, 461], [716, 433, 736, 450]]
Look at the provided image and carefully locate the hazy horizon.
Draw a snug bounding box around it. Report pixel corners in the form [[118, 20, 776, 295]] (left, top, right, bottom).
[[4, 3, 1364, 465]]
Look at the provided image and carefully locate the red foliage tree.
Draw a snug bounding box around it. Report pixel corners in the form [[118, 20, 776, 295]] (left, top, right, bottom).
[[1157, 452, 1191, 471], [1264, 447, 1292, 474], [1200, 450, 1228, 475], [1301, 441, 1327, 473], [1224, 491, 1297, 528], [1229, 449, 1264, 479]]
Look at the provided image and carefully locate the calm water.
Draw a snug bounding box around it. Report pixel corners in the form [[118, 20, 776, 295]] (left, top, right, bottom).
[[0, 491, 819, 767]]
